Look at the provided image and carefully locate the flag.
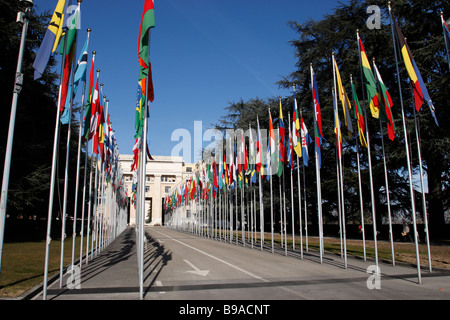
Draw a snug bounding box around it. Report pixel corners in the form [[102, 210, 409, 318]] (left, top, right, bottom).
[[135, 77, 146, 138], [224, 154, 229, 186], [351, 78, 368, 148], [229, 137, 234, 186], [138, 0, 155, 69], [267, 110, 277, 180], [314, 121, 322, 169], [238, 132, 244, 188], [33, 0, 68, 80], [61, 28, 87, 125], [292, 97, 302, 157], [333, 89, 343, 160], [301, 116, 312, 167], [218, 158, 223, 190], [391, 11, 438, 126], [256, 117, 262, 173], [137, 0, 155, 114], [277, 100, 285, 177], [334, 59, 354, 136], [311, 67, 323, 138], [249, 125, 256, 183], [59, 3, 80, 115], [278, 100, 286, 164], [90, 77, 101, 150], [95, 95, 106, 164], [139, 64, 155, 102], [71, 36, 89, 101], [83, 53, 95, 141], [358, 35, 387, 121], [287, 117, 293, 170], [233, 139, 237, 187], [213, 161, 218, 192], [373, 62, 396, 141], [311, 66, 323, 169]]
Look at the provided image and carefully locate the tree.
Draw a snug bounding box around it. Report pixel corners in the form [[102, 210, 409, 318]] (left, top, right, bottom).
[[214, 0, 450, 239], [279, 0, 450, 239], [0, 1, 89, 240]]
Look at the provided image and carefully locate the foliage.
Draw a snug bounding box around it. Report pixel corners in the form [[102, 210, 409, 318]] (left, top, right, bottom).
[[0, 0, 90, 232], [216, 0, 450, 239]]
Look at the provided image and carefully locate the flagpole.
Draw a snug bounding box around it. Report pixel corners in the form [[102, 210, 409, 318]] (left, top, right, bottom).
[[0, 1, 33, 274], [332, 54, 347, 268], [379, 117, 396, 265], [282, 139, 288, 255], [278, 174, 283, 250], [298, 99, 309, 253], [310, 64, 324, 264], [288, 113, 296, 253], [92, 154, 100, 259], [0, 2, 33, 274], [79, 53, 96, 269], [357, 31, 379, 272], [350, 75, 366, 261], [372, 58, 396, 266], [71, 28, 91, 272], [79, 137, 89, 268], [388, 3, 421, 283], [413, 107, 432, 272], [293, 85, 304, 258], [42, 20, 70, 299], [94, 86, 105, 257], [59, 0, 81, 285], [268, 108, 274, 254], [281, 126, 288, 255]]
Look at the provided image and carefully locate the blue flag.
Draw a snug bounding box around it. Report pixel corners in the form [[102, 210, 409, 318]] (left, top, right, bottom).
[[33, 0, 68, 80], [61, 37, 88, 124]]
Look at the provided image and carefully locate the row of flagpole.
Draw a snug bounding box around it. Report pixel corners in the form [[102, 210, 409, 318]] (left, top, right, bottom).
[[162, 4, 447, 285], [0, 0, 131, 299]]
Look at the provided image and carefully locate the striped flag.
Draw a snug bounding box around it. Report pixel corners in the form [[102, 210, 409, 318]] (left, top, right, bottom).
[[311, 66, 323, 169], [373, 61, 396, 141], [292, 97, 302, 157], [391, 10, 438, 126], [82, 53, 95, 141], [33, 0, 68, 80], [300, 116, 312, 167]]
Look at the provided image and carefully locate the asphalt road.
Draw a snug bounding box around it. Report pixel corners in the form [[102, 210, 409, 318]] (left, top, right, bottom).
[[34, 226, 450, 302]]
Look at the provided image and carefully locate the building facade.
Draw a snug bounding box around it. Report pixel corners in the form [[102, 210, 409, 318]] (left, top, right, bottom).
[[119, 155, 195, 226]]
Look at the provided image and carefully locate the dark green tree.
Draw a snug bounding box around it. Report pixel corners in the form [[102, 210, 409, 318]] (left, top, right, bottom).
[[278, 0, 450, 240], [215, 0, 450, 239], [0, 0, 89, 240]]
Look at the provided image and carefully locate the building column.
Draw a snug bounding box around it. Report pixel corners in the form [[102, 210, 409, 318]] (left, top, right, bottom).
[[152, 174, 162, 226]]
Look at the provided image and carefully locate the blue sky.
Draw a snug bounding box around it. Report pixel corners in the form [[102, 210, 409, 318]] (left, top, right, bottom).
[[35, 0, 349, 163]]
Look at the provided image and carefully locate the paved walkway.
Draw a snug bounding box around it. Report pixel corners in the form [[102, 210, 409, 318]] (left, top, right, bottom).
[[28, 226, 450, 302]]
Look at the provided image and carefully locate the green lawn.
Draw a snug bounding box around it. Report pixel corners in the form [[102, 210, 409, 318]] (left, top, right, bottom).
[[0, 236, 89, 298]]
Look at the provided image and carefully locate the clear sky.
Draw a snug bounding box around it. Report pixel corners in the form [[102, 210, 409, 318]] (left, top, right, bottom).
[[34, 0, 349, 164]]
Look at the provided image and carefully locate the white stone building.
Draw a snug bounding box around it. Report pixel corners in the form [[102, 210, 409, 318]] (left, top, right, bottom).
[[119, 155, 195, 226]]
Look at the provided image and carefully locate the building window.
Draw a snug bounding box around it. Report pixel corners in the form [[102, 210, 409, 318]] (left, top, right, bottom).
[[165, 186, 171, 194], [145, 186, 150, 193], [186, 167, 192, 172]]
